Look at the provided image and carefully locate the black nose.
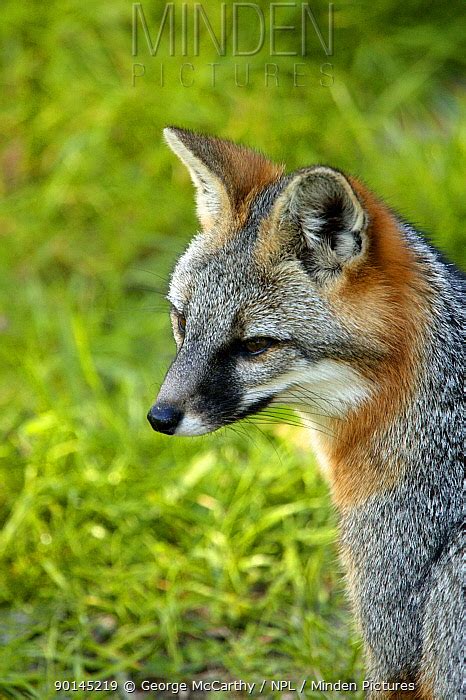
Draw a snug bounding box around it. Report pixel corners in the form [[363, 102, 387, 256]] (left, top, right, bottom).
[[147, 404, 183, 435]]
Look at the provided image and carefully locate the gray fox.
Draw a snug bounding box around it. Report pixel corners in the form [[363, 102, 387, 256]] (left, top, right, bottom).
[[147, 128, 464, 699]]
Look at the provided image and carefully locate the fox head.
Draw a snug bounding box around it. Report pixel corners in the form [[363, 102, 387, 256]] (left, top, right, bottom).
[[148, 128, 419, 436]]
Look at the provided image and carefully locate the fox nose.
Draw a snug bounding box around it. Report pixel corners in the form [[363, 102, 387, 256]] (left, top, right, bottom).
[[147, 404, 183, 435]]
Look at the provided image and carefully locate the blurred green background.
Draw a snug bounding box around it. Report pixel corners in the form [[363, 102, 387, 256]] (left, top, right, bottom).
[[0, 1, 464, 697]]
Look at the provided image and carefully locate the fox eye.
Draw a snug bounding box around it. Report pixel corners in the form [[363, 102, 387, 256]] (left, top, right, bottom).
[[241, 337, 274, 356], [177, 313, 186, 335]]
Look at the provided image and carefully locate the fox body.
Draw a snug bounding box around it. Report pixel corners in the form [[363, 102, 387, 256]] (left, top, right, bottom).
[[148, 128, 464, 698]]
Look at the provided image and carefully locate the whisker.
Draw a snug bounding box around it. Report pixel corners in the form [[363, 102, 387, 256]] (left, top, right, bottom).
[[248, 418, 335, 440], [105, 307, 169, 317], [290, 382, 344, 409], [267, 402, 337, 422], [286, 384, 345, 417], [254, 408, 336, 437], [128, 286, 168, 297], [226, 423, 251, 444], [132, 267, 170, 286], [240, 396, 337, 424], [241, 419, 283, 461]]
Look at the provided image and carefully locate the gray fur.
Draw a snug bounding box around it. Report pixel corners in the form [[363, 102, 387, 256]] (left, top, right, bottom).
[[343, 225, 464, 699], [152, 131, 464, 698]]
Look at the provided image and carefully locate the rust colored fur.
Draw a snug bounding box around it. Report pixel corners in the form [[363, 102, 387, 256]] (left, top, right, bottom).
[[314, 179, 433, 506]]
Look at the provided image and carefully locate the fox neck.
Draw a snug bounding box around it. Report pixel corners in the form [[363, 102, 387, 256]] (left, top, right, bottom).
[[307, 390, 416, 507], [305, 286, 457, 509]]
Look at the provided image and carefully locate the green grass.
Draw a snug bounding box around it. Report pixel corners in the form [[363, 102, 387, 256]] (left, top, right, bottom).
[[0, 1, 465, 698]]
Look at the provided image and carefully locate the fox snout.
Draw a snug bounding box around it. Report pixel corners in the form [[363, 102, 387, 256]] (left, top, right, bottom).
[[147, 403, 183, 435], [147, 341, 231, 436]]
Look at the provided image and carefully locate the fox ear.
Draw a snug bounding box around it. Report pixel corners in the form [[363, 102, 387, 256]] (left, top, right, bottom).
[[164, 127, 283, 230], [274, 167, 367, 279], [164, 127, 228, 230]]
